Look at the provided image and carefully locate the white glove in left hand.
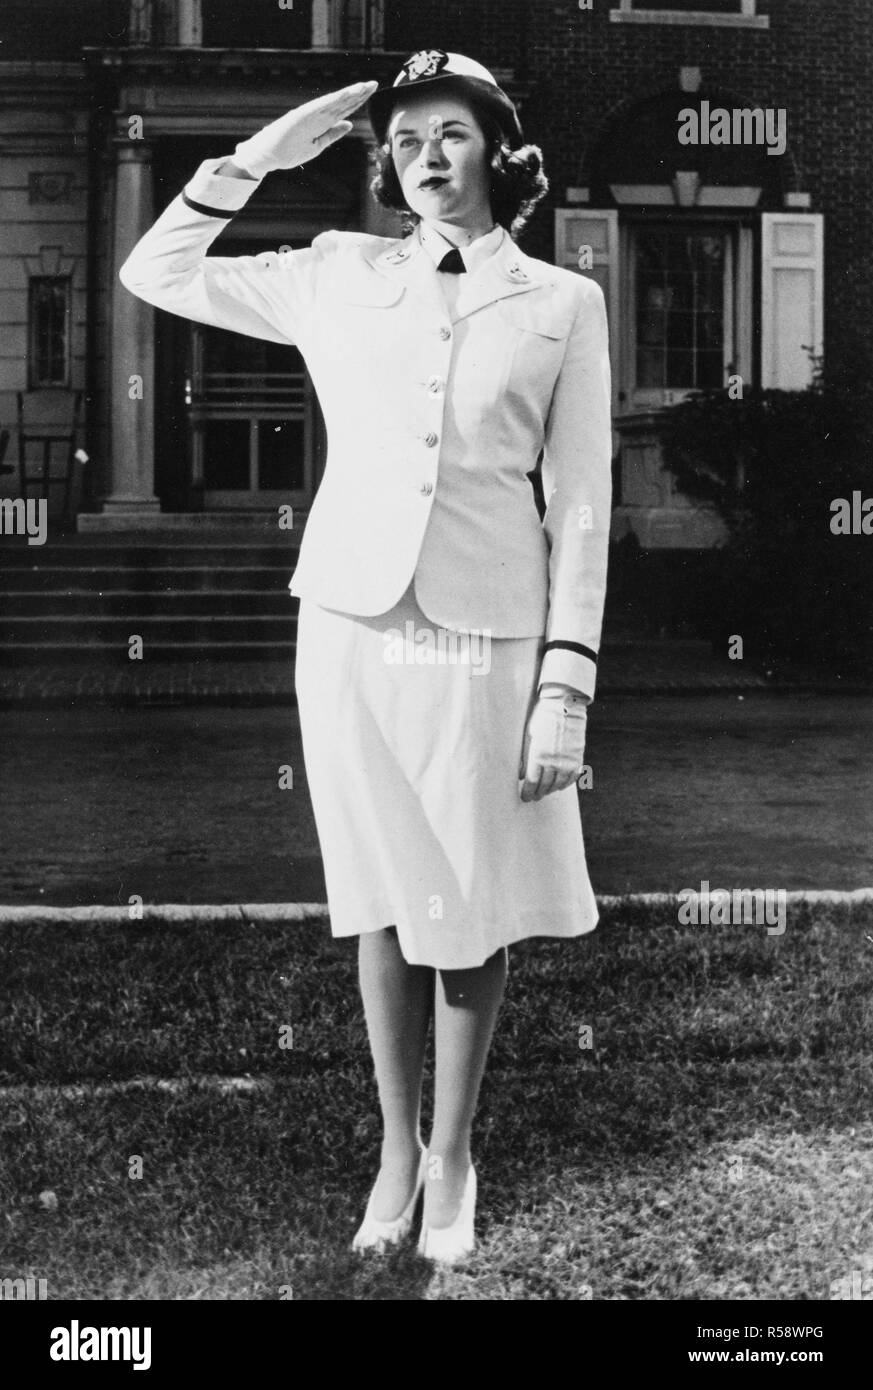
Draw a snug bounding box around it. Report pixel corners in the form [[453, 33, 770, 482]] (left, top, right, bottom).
[[519, 691, 588, 802]]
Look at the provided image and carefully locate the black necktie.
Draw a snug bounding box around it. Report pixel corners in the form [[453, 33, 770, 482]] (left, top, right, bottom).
[[438, 248, 466, 274]]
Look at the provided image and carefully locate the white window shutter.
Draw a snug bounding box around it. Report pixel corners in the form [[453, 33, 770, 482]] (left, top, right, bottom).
[[760, 213, 823, 389], [555, 209, 619, 410], [311, 0, 331, 46]]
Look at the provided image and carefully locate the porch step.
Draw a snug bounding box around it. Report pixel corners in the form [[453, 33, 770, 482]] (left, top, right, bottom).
[[0, 533, 681, 665], [0, 614, 295, 644], [75, 513, 306, 538], [0, 641, 296, 665], [0, 590, 294, 616], [0, 567, 293, 592], [0, 544, 299, 568], [0, 535, 302, 662]]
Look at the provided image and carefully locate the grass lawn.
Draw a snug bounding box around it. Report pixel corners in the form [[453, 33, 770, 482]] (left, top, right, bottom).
[[1, 902, 872, 1300]]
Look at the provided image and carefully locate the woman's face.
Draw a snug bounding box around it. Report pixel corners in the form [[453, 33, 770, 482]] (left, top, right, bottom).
[[388, 93, 492, 228]]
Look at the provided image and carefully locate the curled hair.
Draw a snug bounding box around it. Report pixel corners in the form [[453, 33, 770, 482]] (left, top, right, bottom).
[[370, 106, 549, 238]]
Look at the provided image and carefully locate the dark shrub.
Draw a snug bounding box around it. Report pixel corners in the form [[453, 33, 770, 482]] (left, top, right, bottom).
[[658, 348, 873, 676]]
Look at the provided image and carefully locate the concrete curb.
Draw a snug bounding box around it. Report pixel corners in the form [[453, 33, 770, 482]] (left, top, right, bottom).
[[1, 889, 872, 927], [0, 903, 330, 926], [0, 1075, 273, 1102], [598, 889, 873, 908]]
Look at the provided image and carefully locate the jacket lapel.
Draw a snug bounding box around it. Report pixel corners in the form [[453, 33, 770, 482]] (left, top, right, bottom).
[[453, 235, 550, 321], [366, 228, 447, 321], [365, 226, 549, 321]]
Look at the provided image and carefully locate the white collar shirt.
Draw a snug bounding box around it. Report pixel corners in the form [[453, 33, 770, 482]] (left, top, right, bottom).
[[418, 222, 507, 318]]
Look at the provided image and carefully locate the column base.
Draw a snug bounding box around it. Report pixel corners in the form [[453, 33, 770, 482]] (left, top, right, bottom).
[[98, 495, 162, 514], [78, 498, 162, 532], [76, 510, 293, 535]]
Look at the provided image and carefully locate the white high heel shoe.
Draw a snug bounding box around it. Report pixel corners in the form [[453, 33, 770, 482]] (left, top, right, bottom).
[[418, 1164, 477, 1265], [351, 1147, 427, 1254]]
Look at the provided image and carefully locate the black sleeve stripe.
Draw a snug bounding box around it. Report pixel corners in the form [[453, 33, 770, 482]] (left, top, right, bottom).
[[543, 640, 598, 665], [182, 191, 236, 219]]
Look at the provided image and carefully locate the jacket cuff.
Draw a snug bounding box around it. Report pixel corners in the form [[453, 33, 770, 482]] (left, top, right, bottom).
[[537, 642, 598, 702], [540, 682, 590, 704], [181, 155, 263, 218]]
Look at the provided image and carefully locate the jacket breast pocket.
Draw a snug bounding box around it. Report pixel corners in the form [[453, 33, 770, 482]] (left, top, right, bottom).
[[497, 296, 576, 340], [498, 295, 576, 404]]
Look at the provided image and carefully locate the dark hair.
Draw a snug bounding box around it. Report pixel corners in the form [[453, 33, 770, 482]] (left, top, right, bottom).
[[370, 101, 549, 238]]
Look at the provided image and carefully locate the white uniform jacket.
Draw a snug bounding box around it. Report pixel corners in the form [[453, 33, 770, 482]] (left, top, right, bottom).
[[118, 155, 613, 699]]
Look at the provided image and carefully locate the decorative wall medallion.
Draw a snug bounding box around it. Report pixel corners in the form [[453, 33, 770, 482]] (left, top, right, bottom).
[[29, 172, 74, 205]]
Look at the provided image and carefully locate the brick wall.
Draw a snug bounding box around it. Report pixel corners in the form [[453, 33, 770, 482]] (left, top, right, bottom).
[[1, 0, 870, 430], [383, 1, 872, 372], [383, 0, 529, 69]]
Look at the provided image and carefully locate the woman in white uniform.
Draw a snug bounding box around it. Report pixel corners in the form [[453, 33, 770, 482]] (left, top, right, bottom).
[[118, 51, 612, 1266]]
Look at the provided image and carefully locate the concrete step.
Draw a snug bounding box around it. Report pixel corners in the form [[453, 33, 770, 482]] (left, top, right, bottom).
[[0, 590, 295, 617], [0, 640, 297, 665], [0, 615, 295, 645], [0, 598, 672, 643], [0, 531, 302, 659], [74, 514, 307, 539], [0, 525, 679, 663], [0, 544, 299, 569], [0, 566, 294, 592]]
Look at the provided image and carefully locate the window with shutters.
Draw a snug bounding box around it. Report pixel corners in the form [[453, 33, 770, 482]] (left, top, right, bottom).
[[630, 223, 735, 405], [29, 278, 71, 389]]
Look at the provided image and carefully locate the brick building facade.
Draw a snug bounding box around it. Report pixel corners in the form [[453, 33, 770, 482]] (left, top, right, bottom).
[[0, 0, 869, 550]]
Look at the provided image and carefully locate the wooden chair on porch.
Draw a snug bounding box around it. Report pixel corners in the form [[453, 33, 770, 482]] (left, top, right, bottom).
[[16, 389, 84, 525]]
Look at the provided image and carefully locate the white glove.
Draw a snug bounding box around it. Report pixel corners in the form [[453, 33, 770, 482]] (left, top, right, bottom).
[[519, 688, 589, 802], [232, 80, 378, 180]]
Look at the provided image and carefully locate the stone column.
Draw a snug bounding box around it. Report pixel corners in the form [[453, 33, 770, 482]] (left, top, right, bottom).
[[102, 139, 160, 517]]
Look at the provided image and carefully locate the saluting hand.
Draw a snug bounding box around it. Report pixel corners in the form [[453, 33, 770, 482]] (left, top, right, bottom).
[[232, 80, 379, 180]]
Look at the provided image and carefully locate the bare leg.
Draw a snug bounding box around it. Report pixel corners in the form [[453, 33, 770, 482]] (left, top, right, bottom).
[[426, 946, 508, 1227], [357, 926, 433, 1220]]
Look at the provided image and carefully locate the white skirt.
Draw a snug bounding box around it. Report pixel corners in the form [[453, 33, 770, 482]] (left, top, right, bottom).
[[294, 577, 598, 969]]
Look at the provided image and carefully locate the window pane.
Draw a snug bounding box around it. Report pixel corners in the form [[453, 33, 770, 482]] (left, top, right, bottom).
[[201, 0, 312, 47], [192, 324, 312, 494], [31, 278, 69, 386], [48, 285, 67, 380], [632, 0, 741, 12], [258, 419, 305, 490], [202, 326, 297, 381], [203, 419, 250, 490], [698, 352, 724, 388], [0, 0, 121, 57], [635, 229, 727, 391], [338, 0, 380, 46]]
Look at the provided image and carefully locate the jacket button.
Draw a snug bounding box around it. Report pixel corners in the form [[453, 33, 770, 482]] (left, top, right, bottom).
[[420, 483, 434, 496], [438, 326, 451, 340], [424, 432, 439, 447]]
